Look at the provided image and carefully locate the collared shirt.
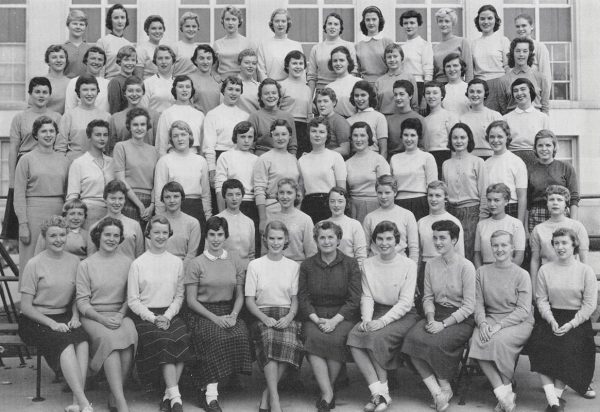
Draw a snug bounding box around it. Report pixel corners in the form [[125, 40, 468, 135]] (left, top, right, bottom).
[[66, 152, 114, 207], [203, 249, 228, 261]]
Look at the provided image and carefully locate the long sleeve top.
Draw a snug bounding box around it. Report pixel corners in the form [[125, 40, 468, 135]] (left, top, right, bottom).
[[143, 73, 175, 113], [433, 36, 474, 83], [375, 72, 419, 115], [503, 107, 550, 151], [423, 108, 458, 151], [307, 38, 357, 88], [213, 34, 255, 78], [217, 209, 256, 262], [536, 260, 598, 328], [113, 139, 158, 193], [472, 32, 510, 81], [55, 106, 111, 158], [155, 104, 205, 156], [215, 149, 258, 202], [203, 103, 250, 170], [386, 111, 426, 155], [76, 252, 132, 316], [96, 33, 132, 80], [390, 149, 437, 199], [66, 152, 115, 208], [245, 255, 299, 308], [265, 208, 317, 262], [423, 255, 476, 324], [459, 107, 502, 157], [328, 215, 367, 267], [346, 151, 390, 200], [189, 71, 222, 115], [497, 66, 550, 114], [127, 250, 184, 322], [402, 36, 434, 82], [327, 73, 361, 118], [64, 75, 111, 113], [163, 211, 201, 268], [252, 149, 300, 205], [527, 159, 579, 207], [257, 37, 303, 82], [298, 149, 347, 195], [298, 252, 362, 321], [442, 154, 486, 208], [418, 212, 465, 261], [10, 109, 62, 155], [474, 216, 526, 264], [474, 263, 533, 327], [248, 108, 297, 154], [108, 107, 159, 151], [530, 218, 589, 266], [360, 254, 416, 326], [86, 215, 145, 260], [482, 151, 528, 205], [363, 206, 419, 261], [355, 35, 395, 84]]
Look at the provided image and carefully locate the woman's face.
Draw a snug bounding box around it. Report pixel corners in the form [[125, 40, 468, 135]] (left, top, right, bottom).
[[491, 234, 514, 263], [195, 50, 214, 73], [89, 126, 109, 151], [48, 50, 67, 72], [163, 190, 182, 213], [261, 84, 279, 109], [129, 115, 148, 140], [65, 208, 85, 230], [266, 228, 286, 254], [424, 86, 442, 108], [451, 127, 469, 153], [444, 58, 462, 82], [147, 21, 164, 43], [79, 83, 99, 107], [478, 10, 496, 34], [120, 54, 137, 76], [175, 79, 193, 102], [325, 16, 342, 38], [287, 57, 305, 79], [488, 126, 508, 154], [328, 191, 346, 217], [31, 85, 51, 109], [105, 191, 125, 215], [99, 225, 122, 253], [240, 55, 258, 77], [512, 83, 532, 108], [437, 15, 453, 35], [271, 125, 290, 150], [364, 12, 380, 36], [376, 185, 396, 208], [353, 88, 370, 110], [277, 183, 296, 209], [36, 123, 57, 149], [309, 123, 328, 149], [181, 18, 199, 41], [155, 50, 174, 73], [385, 49, 403, 71], [316, 228, 339, 255], [206, 227, 226, 254], [467, 83, 486, 106], [535, 137, 555, 163], [222, 82, 242, 106], [236, 128, 255, 152], [515, 17, 534, 38], [124, 83, 144, 106], [272, 13, 288, 36], [223, 11, 240, 35], [402, 17, 419, 38], [432, 230, 454, 256], [393, 86, 411, 110], [486, 191, 508, 216], [375, 230, 397, 258], [45, 226, 67, 254], [170, 127, 191, 152], [111, 9, 128, 34], [351, 127, 370, 152], [148, 222, 170, 250], [513, 42, 530, 67], [547, 193, 567, 216], [427, 188, 446, 214], [331, 51, 349, 76], [402, 128, 419, 152], [552, 235, 575, 260]]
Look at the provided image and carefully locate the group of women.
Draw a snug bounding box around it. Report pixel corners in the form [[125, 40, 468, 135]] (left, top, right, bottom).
[[9, 3, 597, 412]]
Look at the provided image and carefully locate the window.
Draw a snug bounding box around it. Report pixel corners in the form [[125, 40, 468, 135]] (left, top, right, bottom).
[[0, 1, 26, 102], [395, 0, 464, 43], [503, 0, 572, 100], [177, 0, 249, 44], [70, 0, 138, 44], [0, 138, 9, 197], [556, 135, 578, 171]]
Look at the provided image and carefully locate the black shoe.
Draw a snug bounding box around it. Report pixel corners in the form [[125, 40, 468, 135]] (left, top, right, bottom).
[[204, 400, 222, 412], [171, 402, 183, 412], [316, 398, 331, 412], [159, 398, 171, 412], [545, 404, 564, 412]]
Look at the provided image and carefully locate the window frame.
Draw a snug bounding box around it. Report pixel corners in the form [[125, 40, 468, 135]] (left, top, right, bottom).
[[0, 1, 27, 103]]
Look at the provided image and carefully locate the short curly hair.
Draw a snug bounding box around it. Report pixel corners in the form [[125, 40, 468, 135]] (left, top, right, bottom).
[[552, 227, 580, 255], [372, 220, 400, 244], [90, 217, 124, 250], [508, 37, 535, 68], [40, 215, 68, 238], [263, 220, 290, 250], [32, 116, 58, 139], [125, 107, 151, 132], [313, 220, 343, 243], [327, 46, 355, 73]]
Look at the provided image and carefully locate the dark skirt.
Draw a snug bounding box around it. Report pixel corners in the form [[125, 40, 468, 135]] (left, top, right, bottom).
[[303, 319, 354, 363], [131, 308, 193, 386], [395, 195, 429, 222], [301, 193, 332, 224], [1, 187, 19, 239], [122, 191, 152, 227], [19, 313, 89, 360], [528, 309, 595, 395], [429, 150, 450, 180], [447, 204, 480, 262], [181, 198, 207, 252], [250, 306, 304, 369], [184, 301, 252, 387], [402, 304, 475, 380], [295, 120, 310, 158], [347, 305, 420, 369]]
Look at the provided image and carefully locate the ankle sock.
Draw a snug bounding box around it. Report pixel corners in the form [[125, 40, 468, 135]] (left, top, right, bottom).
[[166, 385, 182, 407], [423, 375, 442, 396], [543, 384, 559, 406], [206, 382, 219, 403]]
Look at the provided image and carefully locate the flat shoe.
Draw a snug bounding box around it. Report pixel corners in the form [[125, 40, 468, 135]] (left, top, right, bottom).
[[583, 386, 596, 399]]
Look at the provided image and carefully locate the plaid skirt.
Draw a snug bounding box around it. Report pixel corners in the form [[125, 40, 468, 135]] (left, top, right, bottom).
[[184, 302, 252, 387], [505, 202, 519, 220], [250, 306, 304, 369], [122, 191, 152, 226], [131, 308, 193, 386], [447, 204, 479, 262], [19, 313, 89, 360], [528, 204, 550, 233]]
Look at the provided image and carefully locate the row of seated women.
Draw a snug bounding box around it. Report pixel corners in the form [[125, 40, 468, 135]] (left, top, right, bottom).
[[19, 207, 596, 412]]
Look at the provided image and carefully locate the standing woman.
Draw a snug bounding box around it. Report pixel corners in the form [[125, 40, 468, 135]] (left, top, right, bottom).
[[398, 10, 433, 104], [19, 216, 92, 412], [355, 6, 394, 85], [45, 45, 70, 114], [298, 117, 347, 224], [514, 13, 552, 85], [245, 221, 304, 412], [173, 12, 200, 77], [469, 230, 534, 412], [96, 3, 133, 80], [214, 6, 255, 79], [136, 15, 165, 79], [442, 123, 486, 262], [325, 46, 361, 118], [432, 8, 473, 83], [143, 45, 176, 113], [307, 12, 357, 98], [528, 228, 598, 409], [347, 81, 389, 159], [345, 122, 390, 223], [113, 107, 158, 224], [298, 220, 362, 412], [348, 220, 419, 412], [127, 215, 192, 412], [327, 187, 367, 268], [188, 44, 222, 115], [471, 5, 510, 111], [389, 118, 437, 221], [14, 116, 70, 273], [77, 217, 137, 412], [184, 216, 252, 411], [402, 220, 476, 412]]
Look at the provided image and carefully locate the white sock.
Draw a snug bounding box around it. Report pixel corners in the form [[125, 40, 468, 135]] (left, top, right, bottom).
[[368, 381, 380, 396], [439, 379, 452, 392], [423, 375, 442, 396], [555, 387, 564, 399], [543, 384, 559, 406], [162, 392, 169, 402], [379, 381, 391, 402], [206, 382, 219, 403], [166, 385, 182, 406], [493, 385, 509, 401], [504, 383, 513, 394]]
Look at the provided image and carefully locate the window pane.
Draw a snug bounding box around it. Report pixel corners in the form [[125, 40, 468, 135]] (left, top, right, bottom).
[[108, 0, 136, 4], [0, 8, 25, 42], [123, 8, 138, 43], [552, 83, 568, 100], [181, 0, 209, 4], [430, 7, 463, 42], [324, 8, 354, 41], [432, 0, 460, 3], [289, 0, 317, 3], [540, 8, 571, 41], [288, 9, 319, 43], [216, 0, 244, 4], [557, 138, 573, 161], [503, 7, 533, 40], [0, 44, 26, 101], [179, 8, 211, 43], [396, 8, 427, 42], [214, 8, 247, 38], [552, 62, 569, 81], [549, 43, 568, 61], [325, 0, 353, 4], [71, 0, 100, 4], [78, 8, 102, 43], [540, 0, 569, 4], [0, 0, 25, 3]]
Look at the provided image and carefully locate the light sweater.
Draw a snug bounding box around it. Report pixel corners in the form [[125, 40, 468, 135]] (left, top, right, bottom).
[[355, 36, 395, 84], [423, 108, 458, 151], [360, 254, 417, 325], [173, 41, 199, 77], [217, 209, 256, 262], [143, 73, 175, 113], [307, 38, 357, 88], [238, 78, 260, 114], [113, 139, 158, 192], [346, 151, 390, 199], [298, 149, 347, 195], [245, 255, 300, 308], [418, 212, 465, 260], [442, 81, 470, 116], [135, 40, 158, 79], [279, 77, 312, 121], [363, 206, 419, 261], [459, 107, 502, 157], [347, 108, 388, 153], [64, 75, 110, 113], [530, 218, 589, 265], [252, 149, 300, 204], [474, 216, 526, 264], [127, 250, 184, 322], [257, 37, 303, 81], [163, 211, 201, 268], [96, 33, 132, 79], [184, 251, 245, 302], [55, 106, 111, 158], [215, 148, 258, 202], [503, 106, 550, 151], [155, 104, 205, 156], [472, 32, 510, 81], [327, 74, 361, 117], [390, 150, 437, 199], [328, 214, 367, 266], [483, 151, 528, 205], [442, 154, 486, 207], [402, 36, 434, 82], [66, 152, 114, 208], [46, 75, 70, 115], [214, 35, 255, 77], [202, 103, 250, 170], [265, 208, 317, 262], [433, 36, 474, 82], [10, 109, 62, 155]]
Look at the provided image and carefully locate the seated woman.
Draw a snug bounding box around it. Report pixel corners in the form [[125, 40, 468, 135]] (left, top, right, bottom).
[[127, 215, 193, 412], [469, 230, 534, 412], [298, 220, 362, 412], [184, 216, 252, 411], [245, 221, 304, 412], [528, 228, 598, 410], [348, 220, 419, 412], [402, 220, 476, 412], [19, 216, 92, 412], [77, 217, 138, 412]]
